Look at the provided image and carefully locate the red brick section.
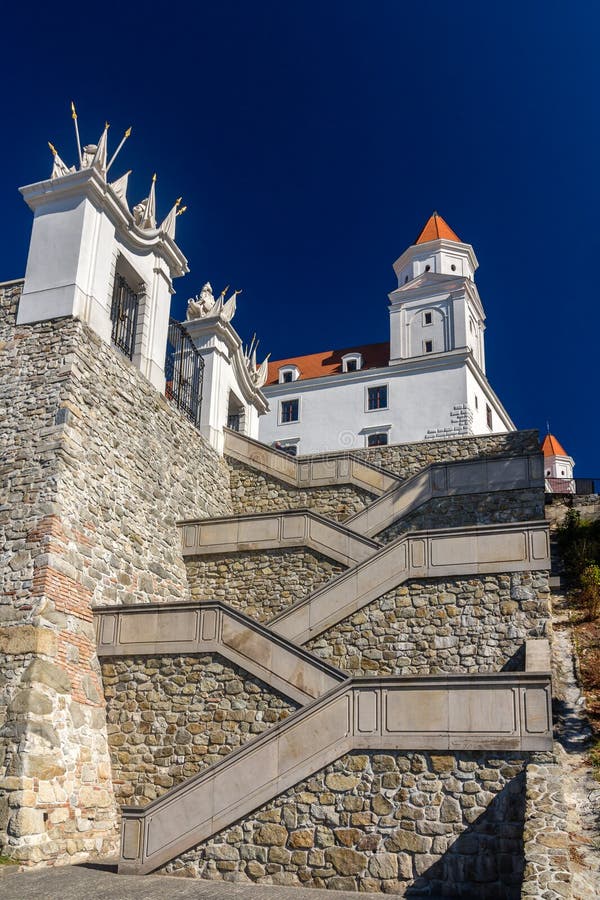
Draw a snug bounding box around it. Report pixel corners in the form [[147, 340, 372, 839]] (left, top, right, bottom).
[[28, 515, 103, 706]]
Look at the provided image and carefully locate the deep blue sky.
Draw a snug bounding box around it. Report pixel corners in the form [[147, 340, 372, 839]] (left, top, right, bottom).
[[1, 2, 597, 473]]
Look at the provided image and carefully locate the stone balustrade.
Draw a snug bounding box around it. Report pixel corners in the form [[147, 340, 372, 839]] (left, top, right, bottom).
[[270, 520, 551, 644], [180, 510, 380, 567]]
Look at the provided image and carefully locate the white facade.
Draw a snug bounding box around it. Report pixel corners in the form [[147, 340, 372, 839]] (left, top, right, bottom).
[[258, 215, 515, 455]]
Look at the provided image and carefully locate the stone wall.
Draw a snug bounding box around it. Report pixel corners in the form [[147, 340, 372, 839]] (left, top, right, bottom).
[[163, 749, 531, 897], [351, 429, 541, 480], [521, 760, 572, 899], [102, 654, 297, 808], [0, 284, 233, 863], [307, 572, 550, 675], [185, 550, 345, 623], [227, 458, 374, 521], [379, 489, 545, 542], [545, 493, 600, 531]]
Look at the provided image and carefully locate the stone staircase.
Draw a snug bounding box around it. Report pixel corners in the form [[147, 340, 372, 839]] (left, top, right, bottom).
[[94, 432, 555, 891]]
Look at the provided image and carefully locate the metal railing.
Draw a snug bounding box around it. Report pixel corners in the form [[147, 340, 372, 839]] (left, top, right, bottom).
[[110, 275, 139, 360], [165, 318, 204, 427], [546, 477, 597, 495]]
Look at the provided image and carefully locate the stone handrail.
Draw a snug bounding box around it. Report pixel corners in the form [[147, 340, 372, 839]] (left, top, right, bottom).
[[345, 453, 544, 537], [269, 520, 551, 644], [223, 428, 397, 495], [118, 668, 552, 875], [179, 510, 380, 567], [95, 601, 344, 705]]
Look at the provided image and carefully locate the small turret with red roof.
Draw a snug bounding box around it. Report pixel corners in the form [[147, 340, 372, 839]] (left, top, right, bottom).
[[542, 433, 575, 493]]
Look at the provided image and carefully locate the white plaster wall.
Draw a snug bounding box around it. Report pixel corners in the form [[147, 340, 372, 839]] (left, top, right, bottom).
[[259, 364, 469, 455], [465, 367, 513, 435]]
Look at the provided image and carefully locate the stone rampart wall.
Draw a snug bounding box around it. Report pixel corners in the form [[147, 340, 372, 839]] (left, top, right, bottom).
[[352, 429, 541, 481], [102, 654, 297, 808], [0, 285, 233, 862], [162, 749, 533, 896], [227, 458, 374, 521], [307, 572, 550, 675], [185, 550, 345, 623]]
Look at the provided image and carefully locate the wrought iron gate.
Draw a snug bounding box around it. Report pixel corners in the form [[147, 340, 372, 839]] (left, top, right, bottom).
[[165, 318, 204, 426]]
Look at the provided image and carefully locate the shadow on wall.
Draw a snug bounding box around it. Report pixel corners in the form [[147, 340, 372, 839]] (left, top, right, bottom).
[[405, 773, 525, 899]]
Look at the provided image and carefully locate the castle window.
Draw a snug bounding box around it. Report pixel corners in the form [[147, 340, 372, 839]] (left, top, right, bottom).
[[423, 311, 432, 325], [280, 398, 299, 423], [110, 274, 140, 360], [424, 340, 433, 353], [367, 432, 388, 447], [451, 264, 456, 271], [279, 365, 299, 384], [475, 395, 479, 409], [342, 353, 362, 373], [425, 264, 431, 272], [367, 385, 388, 411], [404, 275, 409, 283], [486, 404, 493, 429]]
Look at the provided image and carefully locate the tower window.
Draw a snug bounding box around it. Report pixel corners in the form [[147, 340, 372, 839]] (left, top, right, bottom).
[[404, 275, 409, 283], [423, 311, 432, 325], [474, 395, 478, 409], [280, 399, 299, 423], [486, 404, 493, 429], [424, 340, 433, 353], [367, 432, 388, 447], [425, 264, 431, 272], [451, 264, 456, 271], [367, 385, 388, 410], [110, 275, 140, 360]]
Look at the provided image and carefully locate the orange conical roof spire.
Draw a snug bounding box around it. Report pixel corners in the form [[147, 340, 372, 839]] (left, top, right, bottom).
[[541, 434, 569, 458], [415, 211, 462, 245]]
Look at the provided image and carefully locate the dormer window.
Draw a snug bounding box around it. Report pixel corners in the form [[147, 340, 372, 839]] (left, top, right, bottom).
[[279, 365, 299, 384], [342, 353, 362, 373]]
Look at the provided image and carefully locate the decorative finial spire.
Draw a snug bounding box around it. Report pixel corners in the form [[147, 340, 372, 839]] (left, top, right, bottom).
[[47, 141, 73, 180], [160, 196, 184, 239], [139, 173, 157, 229], [109, 170, 132, 206], [92, 122, 110, 174]]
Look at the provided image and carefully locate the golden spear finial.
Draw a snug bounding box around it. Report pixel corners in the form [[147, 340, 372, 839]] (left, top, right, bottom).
[[176, 205, 187, 216], [106, 125, 133, 173], [48, 141, 58, 156], [152, 172, 157, 182], [71, 100, 82, 165]]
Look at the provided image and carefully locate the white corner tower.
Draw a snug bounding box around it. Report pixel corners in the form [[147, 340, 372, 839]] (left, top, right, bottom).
[[17, 108, 188, 391]]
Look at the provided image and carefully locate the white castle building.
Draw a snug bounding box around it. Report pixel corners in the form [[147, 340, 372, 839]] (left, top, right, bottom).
[[257, 213, 515, 456]]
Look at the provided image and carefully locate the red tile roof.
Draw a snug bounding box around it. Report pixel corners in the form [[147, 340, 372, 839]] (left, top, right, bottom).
[[415, 212, 462, 245], [266, 342, 390, 386], [541, 434, 569, 457]]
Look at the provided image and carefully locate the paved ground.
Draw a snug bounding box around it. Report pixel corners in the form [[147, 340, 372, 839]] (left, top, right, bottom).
[[0, 865, 394, 900]]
